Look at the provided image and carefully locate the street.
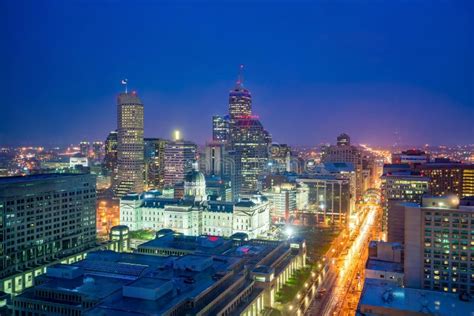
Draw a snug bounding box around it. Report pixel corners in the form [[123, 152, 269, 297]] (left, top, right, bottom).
[[305, 202, 381, 316]]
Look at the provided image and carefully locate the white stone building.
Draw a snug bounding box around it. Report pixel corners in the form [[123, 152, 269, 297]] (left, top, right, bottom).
[[120, 170, 270, 239]]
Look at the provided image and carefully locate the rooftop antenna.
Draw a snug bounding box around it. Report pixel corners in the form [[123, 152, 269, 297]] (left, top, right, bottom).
[[121, 79, 128, 93], [236, 64, 244, 87]]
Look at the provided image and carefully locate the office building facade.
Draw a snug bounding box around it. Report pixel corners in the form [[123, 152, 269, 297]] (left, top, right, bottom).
[[418, 162, 474, 198], [0, 174, 97, 295], [322, 133, 374, 201], [404, 195, 474, 295], [103, 130, 118, 175], [296, 175, 352, 224], [381, 171, 430, 239], [163, 137, 197, 187], [212, 115, 230, 143], [144, 138, 167, 190], [115, 91, 145, 197]]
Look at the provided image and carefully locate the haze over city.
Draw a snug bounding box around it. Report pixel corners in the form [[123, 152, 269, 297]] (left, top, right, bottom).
[[2, 1, 473, 146]]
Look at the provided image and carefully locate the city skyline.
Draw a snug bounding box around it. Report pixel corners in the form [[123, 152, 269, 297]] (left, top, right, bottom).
[[2, 1, 473, 147], [1, 1, 474, 315]]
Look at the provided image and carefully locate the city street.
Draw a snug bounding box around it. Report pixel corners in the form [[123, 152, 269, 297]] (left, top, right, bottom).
[[305, 203, 381, 316]]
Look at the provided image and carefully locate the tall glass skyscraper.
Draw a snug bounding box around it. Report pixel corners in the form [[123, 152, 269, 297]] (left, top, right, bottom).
[[115, 91, 144, 197], [230, 118, 271, 195], [212, 115, 230, 143], [225, 69, 271, 196], [144, 138, 167, 189], [163, 133, 197, 187], [229, 81, 252, 119]]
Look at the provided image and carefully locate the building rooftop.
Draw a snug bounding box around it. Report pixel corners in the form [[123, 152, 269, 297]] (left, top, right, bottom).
[[18, 250, 243, 316], [138, 234, 234, 255], [369, 240, 402, 250], [297, 174, 349, 181], [381, 171, 429, 179], [359, 279, 474, 316], [322, 162, 355, 173], [0, 173, 91, 185], [366, 259, 403, 273]]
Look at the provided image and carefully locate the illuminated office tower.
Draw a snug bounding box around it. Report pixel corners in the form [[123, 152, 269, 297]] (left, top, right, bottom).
[[322, 133, 375, 200], [230, 118, 271, 196], [115, 91, 145, 197], [380, 171, 430, 241], [404, 195, 474, 294], [92, 141, 104, 162], [296, 175, 352, 225], [336, 133, 351, 146], [0, 174, 97, 294], [212, 115, 230, 143], [163, 131, 197, 187], [144, 138, 167, 189], [228, 66, 252, 119], [418, 162, 474, 198], [104, 130, 118, 175], [392, 149, 430, 166], [205, 142, 226, 176], [226, 67, 271, 196], [268, 143, 292, 173], [79, 141, 90, 157]]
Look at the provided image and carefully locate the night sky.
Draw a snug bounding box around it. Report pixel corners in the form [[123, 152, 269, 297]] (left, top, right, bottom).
[[2, 1, 473, 146]]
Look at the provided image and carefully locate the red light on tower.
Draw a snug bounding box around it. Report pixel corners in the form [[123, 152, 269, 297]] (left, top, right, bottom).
[[208, 236, 219, 242]]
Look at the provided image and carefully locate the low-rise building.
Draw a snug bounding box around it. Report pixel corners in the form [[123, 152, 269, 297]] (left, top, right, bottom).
[[366, 241, 404, 286], [120, 192, 270, 239], [358, 279, 473, 316], [11, 236, 307, 316]]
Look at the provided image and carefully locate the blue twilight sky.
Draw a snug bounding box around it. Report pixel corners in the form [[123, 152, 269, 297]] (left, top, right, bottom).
[[1, 0, 473, 146]]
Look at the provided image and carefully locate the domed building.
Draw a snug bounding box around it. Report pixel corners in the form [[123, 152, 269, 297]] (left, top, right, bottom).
[[184, 168, 206, 201]]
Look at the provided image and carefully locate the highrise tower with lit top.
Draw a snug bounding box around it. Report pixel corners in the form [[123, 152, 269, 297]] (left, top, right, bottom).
[[115, 90, 144, 197], [227, 66, 271, 196]]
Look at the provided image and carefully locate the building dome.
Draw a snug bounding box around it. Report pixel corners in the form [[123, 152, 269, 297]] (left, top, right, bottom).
[[185, 170, 206, 185], [184, 169, 206, 201]]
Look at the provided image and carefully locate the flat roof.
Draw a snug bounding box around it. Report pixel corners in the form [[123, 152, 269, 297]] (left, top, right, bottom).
[[125, 277, 170, 290], [0, 173, 91, 185], [138, 234, 232, 254], [366, 259, 403, 273], [359, 279, 474, 316]]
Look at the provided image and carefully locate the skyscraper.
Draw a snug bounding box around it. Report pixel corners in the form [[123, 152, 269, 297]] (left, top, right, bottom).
[[115, 91, 144, 197], [230, 118, 271, 195], [380, 170, 430, 241], [0, 174, 97, 294], [92, 141, 104, 162], [403, 195, 474, 294], [226, 67, 271, 197], [204, 142, 226, 176], [144, 138, 167, 189], [228, 66, 252, 119], [163, 131, 197, 187], [104, 130, 118, 175], [322, 133, 375, 200], [212, 115, 230, 143], [79, 141, 90, 157]]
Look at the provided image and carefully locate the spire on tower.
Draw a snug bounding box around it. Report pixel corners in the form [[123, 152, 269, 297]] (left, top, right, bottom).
[[236, 64, 244, 87], [121, 79, 128, 93]]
